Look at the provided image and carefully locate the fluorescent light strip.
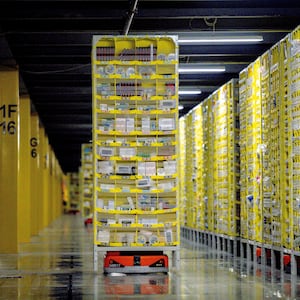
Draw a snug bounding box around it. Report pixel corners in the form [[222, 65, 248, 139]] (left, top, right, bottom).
[[178, 105, 184, 110], [179, 67, 225, 73], [179, 90, 202, 95], [178, 36, 263, 44]]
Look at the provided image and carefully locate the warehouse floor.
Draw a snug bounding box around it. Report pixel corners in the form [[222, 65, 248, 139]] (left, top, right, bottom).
[[0, 215, 299, 299]]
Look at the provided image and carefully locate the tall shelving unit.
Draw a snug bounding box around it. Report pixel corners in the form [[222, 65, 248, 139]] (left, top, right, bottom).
[[181, 25, 300, 275], [92, 35, 180, 272], [194, 105, 204, 230], [290, 27, 300, 253], [67, 172, 80, 213], [239, 59, 263, 243], [80, 143, 93, 218], [181, 79, 240, 249], [212, 80, 240, 237], [179, 117, 186, 227]]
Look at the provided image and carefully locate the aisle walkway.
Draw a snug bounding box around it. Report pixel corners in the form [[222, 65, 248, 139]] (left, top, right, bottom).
[[0, 215, 300, 299]]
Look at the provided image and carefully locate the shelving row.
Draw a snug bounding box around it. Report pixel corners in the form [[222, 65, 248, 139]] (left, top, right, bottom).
[[180, 79, 240, 237], [179, 118, 186, 226], [181, 26, 300, 256], [66, 172, 80, 212], [80, 144, 93, 218], [92, 35, 180, 271]]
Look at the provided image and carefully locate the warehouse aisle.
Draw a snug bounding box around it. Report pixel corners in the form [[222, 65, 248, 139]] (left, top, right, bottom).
[[0, 215, 300, 299]]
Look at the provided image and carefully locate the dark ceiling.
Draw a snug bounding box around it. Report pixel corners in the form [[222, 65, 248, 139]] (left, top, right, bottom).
[[0, 0, 300, 173]]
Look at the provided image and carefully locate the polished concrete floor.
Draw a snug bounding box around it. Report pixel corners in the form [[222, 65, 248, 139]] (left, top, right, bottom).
[[1, 215, 300, 299]]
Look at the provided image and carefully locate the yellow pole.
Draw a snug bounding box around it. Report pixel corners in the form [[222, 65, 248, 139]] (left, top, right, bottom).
[[0, 69, 20, 253], [30, 113, 40, 236], [19, 95, 31, 243], [42, 134, 50, 228], [38, 125, 45, 232], [49, 147, 54, 223]]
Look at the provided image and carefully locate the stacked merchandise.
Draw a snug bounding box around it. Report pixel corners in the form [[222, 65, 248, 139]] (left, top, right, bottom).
[[268, 43, 282, 247], [181, 80, 240, 237], [194, 105, 205, 230], [179, 117, 186, 226], [92, 36, 179, 252], [239, 59, 263, 242], [239, 26, 300, 250], [290, 27, 300, 251], [213, 81, 240, 236], [184, 112, 195, 228], [67, 172, 80, 212], [80, 144, 93, 218]]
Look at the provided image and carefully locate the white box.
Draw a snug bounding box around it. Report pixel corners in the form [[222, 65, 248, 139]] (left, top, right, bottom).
[[100, 103, 108, 111], [159, 99, 176, 110], [98, 147, 114, 156], [97, 230, 110, 243], [108, 200, 115, 210], [163, 160, 176, 175], [159, 118, 175, 131], [119, 147, 136, 158], [97, 161, 113, 174], [116, 118, 126, 132], [138, 162, 146, 176], [142, 117, 150, 133], [96, 199, 104, 208], [145, 162, 156, 176], [126, 118, 135, 132], [164, 229, 173, 243]]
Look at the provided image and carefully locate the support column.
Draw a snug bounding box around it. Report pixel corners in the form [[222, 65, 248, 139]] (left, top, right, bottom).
[[19, 95, 31, 243], [42, 134, 50, 228], [30, 113, 40, 236], [0, 69, 20, 253]]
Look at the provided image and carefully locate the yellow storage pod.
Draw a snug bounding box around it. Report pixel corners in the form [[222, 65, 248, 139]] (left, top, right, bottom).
[[239, 58, 263, 243], [179, 117, 186, 227], [181, 79, 240, 238], [80, 143, 93, 218], [92, 35, 180, 270]]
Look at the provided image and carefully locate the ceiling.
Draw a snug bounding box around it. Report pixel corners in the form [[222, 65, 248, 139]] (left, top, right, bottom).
[[0, 0, 300, 173]]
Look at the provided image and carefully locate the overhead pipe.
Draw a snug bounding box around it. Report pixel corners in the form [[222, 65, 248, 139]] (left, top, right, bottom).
[[123, 0, 139, 35]]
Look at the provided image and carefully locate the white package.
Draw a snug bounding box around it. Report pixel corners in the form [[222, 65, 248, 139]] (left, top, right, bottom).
[[142, 117, 150, 133], [119, 147, 136, 158], [126, 118, 135, 132], [145, 162, 156, 176], [138, 162, 146, 176], [159, 118, 175, 131], [97, 230, 110, 243], [115, 118, 126, 132], [97, 161, 113, 174]]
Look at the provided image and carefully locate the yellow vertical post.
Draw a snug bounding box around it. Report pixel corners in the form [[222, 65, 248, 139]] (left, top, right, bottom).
[[19, 95, 31, 243], [48, 147, 54, 223], [30, 113, 40, 235], [38, 125, 45, 232], [0, 69, 20, 253], [43, 135, 50, 227]]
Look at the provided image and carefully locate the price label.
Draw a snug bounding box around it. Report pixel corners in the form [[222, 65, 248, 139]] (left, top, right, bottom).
[[0, 104, 18, 135]]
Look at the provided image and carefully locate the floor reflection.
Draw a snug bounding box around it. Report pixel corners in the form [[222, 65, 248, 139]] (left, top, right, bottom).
[[2, 216, 300, 299], [104, 273, 169, 295]]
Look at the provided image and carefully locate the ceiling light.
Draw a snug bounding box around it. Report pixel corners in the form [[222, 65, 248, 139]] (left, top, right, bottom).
[[178, 105, 184, 110], [178, 90, 202, 95], [178, 35, 263, 44], [179, 66, 225, 73]]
